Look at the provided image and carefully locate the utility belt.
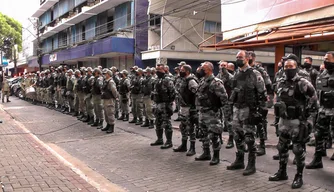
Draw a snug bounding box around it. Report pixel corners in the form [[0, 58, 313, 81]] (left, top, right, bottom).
[[321, 91, 334, 108], [275, 102, 303, 120]]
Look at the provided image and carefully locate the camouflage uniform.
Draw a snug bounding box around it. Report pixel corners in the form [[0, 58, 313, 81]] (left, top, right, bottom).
[[303, 67, 319, 89], [216, 68, 234, 148], [195, 74, 228, 164], [307, 69, 334, 168], [65, 71, 75, 112], [111, 68, 120, 119], [174, 74, 183, 119], [141, 69, 156, 128], [227, 65, 266, 175], [173, 75, 199, 156], [129, 72, 144, 124], [76, 70, 86, 119], [82, 71, 95, 124], [269, 74, 318, 189], [91, 72, 104, 128], [118, 71, 131, 121], [101, 70, 119, 133], [150, 72, 176, 149]]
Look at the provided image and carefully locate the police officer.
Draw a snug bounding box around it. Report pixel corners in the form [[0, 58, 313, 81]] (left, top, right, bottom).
[[101, 69, 119, 133], [269, 59, 318, 189], [174, 66, 181, 115], [118, 70, 131, 121], [150, 63, 176, 149], [82, 67, 95, 124], [227, 50, 266, 176], [301, 57, 319, 88], [110, 67, 120, 119], [248, 51, 271, 156], [72, 69, 82, 117], [76, 68, 86, 119], [195, 62, 228, 165], [306, 51, 334, 168], [141, 67, 155, 129], [173, 64, 199, 156], [129, 68, 144, 125], [91, 68, 104, 128], [65, 69, 75, 114], [216, 60, 234, 149]]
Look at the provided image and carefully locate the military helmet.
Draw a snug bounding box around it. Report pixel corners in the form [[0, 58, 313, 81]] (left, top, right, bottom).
[[178, 61, 187, 66], [67, 69, 74, 74], [93, 68, 102, 74], [136, 68, 143, 74], [75, 69, 81, 74], [151, 67, 156, 73], [110, 66, 117, 71], [121, 70, 128, 76], [102, 68, 109, 74], [86, 67, 93, 72]]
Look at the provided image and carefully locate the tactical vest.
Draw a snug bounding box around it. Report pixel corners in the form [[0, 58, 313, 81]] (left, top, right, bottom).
[[154, 77, 174, 103], [131, 77, 141, 94], [316, 70, 334, 108], [83, 75, 92, 94], [197, 77, 222, 110], [119, 78, 129, 95], [142, 76, 153, 96], [92, 77, 102, 95], [180, 77, 197, 107], [76, 77, 84, 92], [277, 77, 305, 119], [232, 68, 257, 108], [101, 79, 114, 100]]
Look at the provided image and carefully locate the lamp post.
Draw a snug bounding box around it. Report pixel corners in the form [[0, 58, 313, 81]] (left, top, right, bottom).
[[14, 44, 18, 76]]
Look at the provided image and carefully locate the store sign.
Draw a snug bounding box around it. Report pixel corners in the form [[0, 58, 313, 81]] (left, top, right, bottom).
[[49, 53, 57, 62], [2, 57, 8, 66]]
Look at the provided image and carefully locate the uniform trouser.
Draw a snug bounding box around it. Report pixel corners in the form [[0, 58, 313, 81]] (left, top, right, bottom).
[[84, 94, 94, 117], [143, 96, 154, 120], [199, 109, 223, 150], [131, 94, 143, 118], [73, 93, 79, 112], [2, 91, 9, 102], [120, 94, 130, 114], [36, 87, 40, 102], [232, 107, 257, 155], [57, 88, 65, 106], [41, 89, 46, 103], [223, 104, 233, 136], [115, 98, 120, 115], [314, 111, 334, 154], [77, 92, 86, 114], [179, 106, 197, 142], [155, 103, 173, 135], [103, 99, 116, 125], [277, 118, 306, 170], [92, 94, 104, 120]]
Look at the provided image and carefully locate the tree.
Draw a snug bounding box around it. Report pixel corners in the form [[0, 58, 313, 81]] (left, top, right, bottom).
[[0, 12, 22, 75]]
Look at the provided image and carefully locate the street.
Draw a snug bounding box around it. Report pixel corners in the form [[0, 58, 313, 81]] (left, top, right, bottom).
[[1, 98, 334, 192]]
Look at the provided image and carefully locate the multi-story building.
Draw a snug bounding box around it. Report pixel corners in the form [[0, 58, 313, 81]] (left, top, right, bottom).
[[28, 0, 148, 70]]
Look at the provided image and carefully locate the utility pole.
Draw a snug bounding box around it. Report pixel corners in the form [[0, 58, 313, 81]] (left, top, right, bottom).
[[36, 19, 42, 72], [14, 44, 18, 76]]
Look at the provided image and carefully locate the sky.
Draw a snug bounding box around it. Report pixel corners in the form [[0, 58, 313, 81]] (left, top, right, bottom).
[[0, 0, 39, 27]]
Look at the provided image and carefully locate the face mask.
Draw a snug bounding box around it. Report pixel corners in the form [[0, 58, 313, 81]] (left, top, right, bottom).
[[278, 66, 283, 70], [248, 59, 253, 65], [302, 62, 312, 69], [285, 68, 297, 80], [136, 73, 139, 76], [157, 71, 165, 78], [324, 61, 334, 71], [199, 69, 206, 77], [228, 70, 234, 74], [236, 59, 245, 68], [179, 71, 187, 78]]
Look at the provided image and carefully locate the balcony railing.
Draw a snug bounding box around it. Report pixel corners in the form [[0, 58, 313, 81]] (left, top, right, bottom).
[[40, 0, 46, 5]]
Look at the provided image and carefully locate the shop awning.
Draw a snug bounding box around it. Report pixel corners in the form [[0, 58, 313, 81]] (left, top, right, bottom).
[[199, 17, 334, 50]]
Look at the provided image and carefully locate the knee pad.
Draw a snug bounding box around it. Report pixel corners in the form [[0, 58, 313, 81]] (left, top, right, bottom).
[[292, 144, 305, 156], [244, 134, 255, 145]]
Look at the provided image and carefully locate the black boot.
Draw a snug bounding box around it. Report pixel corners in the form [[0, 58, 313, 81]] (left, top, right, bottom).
[[291, 166, 304, 189], [243, 152, 256, 176], [227, 152, 245, 170], [77, 113, 84, 120], [307, 139, 316, 146], [88, 117, 95, 125], [97, 119, 104, 129], [123, 114, 129, 121], [273, 153, 279, 160], [135, 118, 143, 125], [118, 114, 124, 120], [115, 112, 119, 119], [195, 148, 211, 161], [148, 120, 154, 129], [101, 124, 110, 131], [269, 162, 288, 181], [161, 131, 173, 149], [331, 152, 334, 160], [150, 129, 164, 146], [306, 152, 323, 169], [129, 117, 137, 123], [186, 141, 196, 156], [173, 139, 187, 152], [141, 119, 149, 127], [256, 139, 266, 156], [82, 115, 90, 122], [210, 150, 220, 165], [91, 119, 99, 127], [326, 136, 332, 149], [106, 124, 115, 134], [225, 135, 234, 149]]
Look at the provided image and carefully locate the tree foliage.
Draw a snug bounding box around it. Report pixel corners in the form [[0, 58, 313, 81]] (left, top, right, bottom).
[[0, 12, 22, 60]]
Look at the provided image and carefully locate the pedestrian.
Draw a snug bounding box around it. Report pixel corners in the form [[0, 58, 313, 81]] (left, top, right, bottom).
[[227, 50, 266, 176], [150, 63, 176, 149], [101, 69, 118, 134], [2, 76, 11, 103], [269, 59, 318, 189]]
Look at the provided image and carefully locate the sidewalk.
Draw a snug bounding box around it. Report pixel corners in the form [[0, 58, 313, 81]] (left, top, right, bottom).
[[0, 108, 98, 192], [1, 98, 333, 192]]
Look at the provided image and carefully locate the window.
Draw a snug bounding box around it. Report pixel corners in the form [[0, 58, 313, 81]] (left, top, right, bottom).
[[204, 21, 221, 33], [149, 14, 161, 26]]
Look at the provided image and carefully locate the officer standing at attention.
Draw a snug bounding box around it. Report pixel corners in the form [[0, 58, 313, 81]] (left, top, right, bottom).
[[141, 67, 155, 129], [118, 70, 131, 122], [173, 64, 199, 156], [101, 69, 119, 134], [150, 63, 176, 149], [306, 51, 334, 169], [91, 68, 104, 129], [269, 59, 318, 189], [227, 50, 266, 176], [195, 62, 228, 165]]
